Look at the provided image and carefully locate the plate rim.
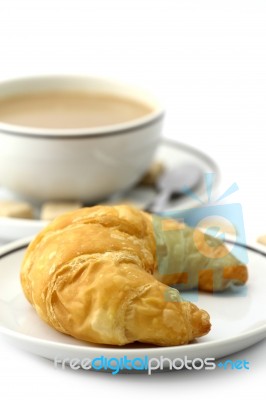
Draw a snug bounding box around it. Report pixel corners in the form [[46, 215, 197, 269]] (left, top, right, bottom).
[[0, 237, 265, 356]]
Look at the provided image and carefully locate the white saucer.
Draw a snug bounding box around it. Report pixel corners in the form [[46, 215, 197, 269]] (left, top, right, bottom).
[[0, 238, 265, 373], [0, 139, 219, 242]]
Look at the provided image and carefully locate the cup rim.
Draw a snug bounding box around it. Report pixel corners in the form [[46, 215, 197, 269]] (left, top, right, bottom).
[[0, 75, 164, 139]]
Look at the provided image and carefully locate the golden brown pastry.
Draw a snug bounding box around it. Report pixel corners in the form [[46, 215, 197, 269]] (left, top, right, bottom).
[[20, 205, 211, 346]]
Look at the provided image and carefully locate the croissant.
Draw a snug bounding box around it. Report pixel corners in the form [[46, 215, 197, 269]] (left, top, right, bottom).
[[21, 205, 214, 346]]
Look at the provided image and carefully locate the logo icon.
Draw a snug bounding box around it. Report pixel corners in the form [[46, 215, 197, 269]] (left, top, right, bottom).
[[152, 173, 248, 298]]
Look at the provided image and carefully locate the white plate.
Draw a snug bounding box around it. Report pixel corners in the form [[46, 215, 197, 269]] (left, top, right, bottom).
[[0, 238, 265, 373], [0, 138, 219, 242]]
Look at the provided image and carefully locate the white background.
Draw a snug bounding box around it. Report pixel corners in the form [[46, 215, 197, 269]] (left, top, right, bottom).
[[0, 0, 265, 399]]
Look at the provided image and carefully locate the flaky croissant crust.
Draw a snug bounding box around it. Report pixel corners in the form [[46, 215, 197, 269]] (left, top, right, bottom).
[[21, 205, 211, 346]]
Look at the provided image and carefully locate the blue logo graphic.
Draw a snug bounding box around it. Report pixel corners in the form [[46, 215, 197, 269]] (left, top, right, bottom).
[[160, 173, 247, 263], [152, 173, 248, 299]]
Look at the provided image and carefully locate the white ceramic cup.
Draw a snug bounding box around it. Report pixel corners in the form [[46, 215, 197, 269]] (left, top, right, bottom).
[[0, 76, 164, 202]]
